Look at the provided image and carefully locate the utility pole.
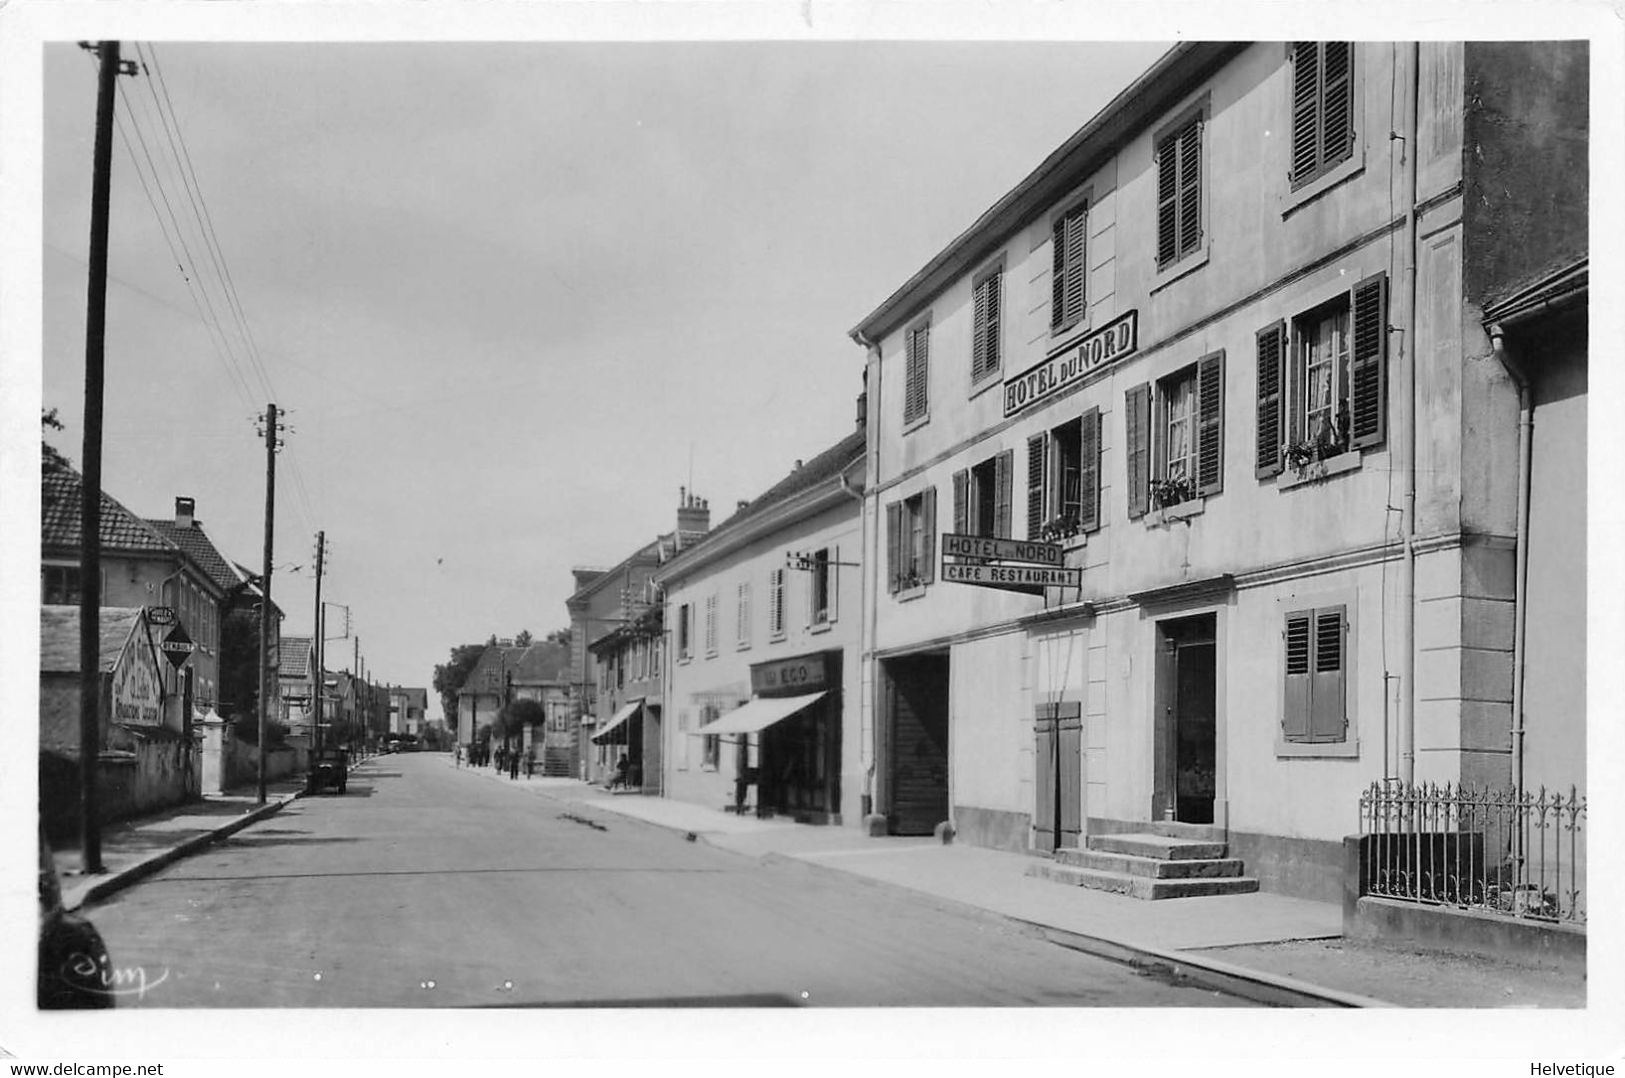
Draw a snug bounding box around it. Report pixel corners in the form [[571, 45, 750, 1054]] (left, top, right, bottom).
[[311, 532, 325, 754], [256, 403, 282, 804], [76, 40, 134, 875]]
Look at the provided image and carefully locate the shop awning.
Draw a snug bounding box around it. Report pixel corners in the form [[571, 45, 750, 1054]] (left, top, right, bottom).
[[591, 698, 643, 744], [689, 692, 827, 738]]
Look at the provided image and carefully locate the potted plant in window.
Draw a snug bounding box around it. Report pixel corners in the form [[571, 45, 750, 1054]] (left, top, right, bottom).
[[1148, 476, 1196, 511], [1039, 511, 1082, 543]]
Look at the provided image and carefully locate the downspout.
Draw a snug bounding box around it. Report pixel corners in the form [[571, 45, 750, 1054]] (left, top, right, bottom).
[[1489, 325, 1532, 804], [851, 329, 881, 820], [1397, 41, 1421, 786]]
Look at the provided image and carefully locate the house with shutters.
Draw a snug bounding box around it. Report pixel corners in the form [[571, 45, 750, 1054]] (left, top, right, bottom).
[[654, 414, 865, 822], [848, 41, 1587, 905]]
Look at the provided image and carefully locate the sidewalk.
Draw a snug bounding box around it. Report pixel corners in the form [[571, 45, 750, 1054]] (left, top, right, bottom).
[[458, 759, 1586, 1008], [51, 773, 315, 912]]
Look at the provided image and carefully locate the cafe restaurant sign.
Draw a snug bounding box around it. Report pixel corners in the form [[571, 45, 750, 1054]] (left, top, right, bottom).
[[1003, 309, 1139, 418]]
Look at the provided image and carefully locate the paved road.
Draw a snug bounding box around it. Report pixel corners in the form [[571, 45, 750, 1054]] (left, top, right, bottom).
[[86, 754, 1245, 1007]]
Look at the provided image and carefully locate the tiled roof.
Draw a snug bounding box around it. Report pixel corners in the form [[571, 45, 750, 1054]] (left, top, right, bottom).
[[459, 642, 571, 695], [39, 605, 144, 675], [278, 636, 313, 679], [699, 428, 866, 541], [41, 465, 177, 557], [147, 519, 241, 594]]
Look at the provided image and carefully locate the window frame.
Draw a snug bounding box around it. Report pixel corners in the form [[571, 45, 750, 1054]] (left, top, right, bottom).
[[703, 593, 718, 657], [810, 548, 832, 627], [677, 602, 692, 662], [1049, 195, 1090, 336], [1153, 98, 1208, 274], [736, 580, 752, 650], [1287, 41, 1356, 192], [886, 486, 937, 597], [902, 312, 933, 430], [970, 256, 1005, 387], [768, 568, 787, 640]]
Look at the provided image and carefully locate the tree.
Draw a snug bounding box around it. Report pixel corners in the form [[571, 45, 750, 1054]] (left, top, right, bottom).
[[498, 698, 545, 748], [514, 629, 534, 647], [545, 626, 572, 647], [432, 643, 487, 728], [42, 408, 70, 471]]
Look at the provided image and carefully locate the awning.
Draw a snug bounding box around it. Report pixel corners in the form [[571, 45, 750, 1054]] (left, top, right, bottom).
[[591, 698, 643, 744], [689, 692, 827, 738]]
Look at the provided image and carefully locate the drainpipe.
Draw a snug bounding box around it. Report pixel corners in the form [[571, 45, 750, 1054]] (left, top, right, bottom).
[[1396, 41, 1421, 786], [1489, 325, 1532, 804], [851, 331, 881, 820]]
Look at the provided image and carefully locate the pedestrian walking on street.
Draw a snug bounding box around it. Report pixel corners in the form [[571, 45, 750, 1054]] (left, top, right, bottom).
[[509, 748, 520, 781]]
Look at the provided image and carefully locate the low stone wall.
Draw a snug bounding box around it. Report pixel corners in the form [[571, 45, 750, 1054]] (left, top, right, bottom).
[[224, 735, 306, 789], [39, 730, 196, 842]]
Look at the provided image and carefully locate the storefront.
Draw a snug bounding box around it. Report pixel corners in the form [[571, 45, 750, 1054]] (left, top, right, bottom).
[[691, 650, 843, 824]]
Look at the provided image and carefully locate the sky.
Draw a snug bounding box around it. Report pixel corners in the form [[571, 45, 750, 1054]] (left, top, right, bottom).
[[32, 32, 1171, 700]]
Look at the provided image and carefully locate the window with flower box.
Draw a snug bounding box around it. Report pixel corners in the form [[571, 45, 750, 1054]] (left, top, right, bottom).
[[953, 451, 1012, 540], [886, 487, 937, 594], [1127, 351, 1225, 516], [1026, 410, 1099, 542]]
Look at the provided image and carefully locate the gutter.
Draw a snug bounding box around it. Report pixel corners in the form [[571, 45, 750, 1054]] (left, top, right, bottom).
[[1488, 325, 1533, 806], [1397, 43, 1421, 785]]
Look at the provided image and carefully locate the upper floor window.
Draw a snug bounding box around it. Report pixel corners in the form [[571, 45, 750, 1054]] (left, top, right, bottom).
[[1029, 410, 1100, 542], [954, 451, 1012, 539], [1255, 273, 1387, 478], [736, 581, 752, 647], [1156, 114, 1202, 268], [765, 568, 787, 639], [677, 602, 692, 660], [971, 264, 1003, 383], [885, 486, 937, 594], [810, 549, 833, 626], [1128, 351, 1224, 515], [703, 594, 718, 656], [42, 564, 81, 605], [1289, 42, 1354, 189], [1050, 201, 1088, 333], [904, 318, 931, 425]]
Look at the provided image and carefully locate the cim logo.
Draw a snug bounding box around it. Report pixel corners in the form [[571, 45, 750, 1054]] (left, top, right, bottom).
[[61, 951, 169, 1000]]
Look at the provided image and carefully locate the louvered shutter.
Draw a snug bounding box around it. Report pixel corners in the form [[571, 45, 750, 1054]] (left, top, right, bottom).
[[1178, 119, 1202, 256], [1078, 408, 1100, 533], [1026, 434, 1047, 539], [1125, 383, 1151, 519], [1255, 321, 1286, 477], [829, 546, 839, 623], [994, 450, 1013, 538], [885, 503, 900, 594], [1051, 216, 1068, 329], [973, 271, 1001, 379], [920, 486, 937, 584], [1349, 272, 1388, 450], [1290, 42, 1321, 185], [1052, 205, 1087, 329], [1321, 43, 1354, 168], [1309, 605, 1348, 742], [1196, 350, 1225, 496], [771, 569, 785, 633], [952, 469, 969, 536], [905, 325, 929, 423], [1156, 135, 1180, 266], [1282, 610, 1313, 741]]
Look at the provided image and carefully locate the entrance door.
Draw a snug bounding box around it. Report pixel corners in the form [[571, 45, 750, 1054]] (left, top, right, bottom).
[[641, 706, 662, 795], [1033, 703, 1082, 851], [885, 653, 950, 836], [1154, 615, 1217, 824]]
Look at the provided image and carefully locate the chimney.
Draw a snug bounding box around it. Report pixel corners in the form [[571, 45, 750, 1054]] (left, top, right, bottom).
[[676, 490, 710, 535], [792, 459, 803, 471], [175, 496, 196, 529], [737, 499, 749, 513], [855, 390, 867, 432]]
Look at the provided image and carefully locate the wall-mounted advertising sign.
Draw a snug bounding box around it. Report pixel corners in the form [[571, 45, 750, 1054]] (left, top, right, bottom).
[[1003, 310, 1139, 418], [940, 533, 1064, 567], [751, 654, 828, 696], [942, 561, 1083, 590], [112, 631, 165, 727]]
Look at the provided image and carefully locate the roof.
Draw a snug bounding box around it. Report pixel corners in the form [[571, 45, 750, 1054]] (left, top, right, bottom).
[[146, 519, 240, 594], [850, 42, 1244, 344], [41, 464, 178, 558], [458, 642, 572, 695], [393, 687, 429, 709], [656, 428, 865, 580], [39, 605, 144, 675], [567, 540, 664, 605], [278, 636, 313, 679]]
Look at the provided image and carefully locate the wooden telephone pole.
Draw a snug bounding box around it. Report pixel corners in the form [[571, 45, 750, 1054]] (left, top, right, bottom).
[[256, 403, 282, 804]]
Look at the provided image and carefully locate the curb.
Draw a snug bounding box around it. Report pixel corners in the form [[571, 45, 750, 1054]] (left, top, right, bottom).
[[759, 850, 1390, 1009]]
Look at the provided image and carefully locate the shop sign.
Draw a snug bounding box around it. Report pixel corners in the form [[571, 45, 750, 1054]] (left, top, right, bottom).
[[1002, 310, 1139, 418], [942, 561, 1082, 590], [146, 606, 177, 626], [751, 654, 827, 696], [111, 635, 164, 726], [940, 533, 1064, 567]]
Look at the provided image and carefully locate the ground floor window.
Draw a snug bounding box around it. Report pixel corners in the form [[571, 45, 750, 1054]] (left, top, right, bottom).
[[1282, 604, 1348, 743]]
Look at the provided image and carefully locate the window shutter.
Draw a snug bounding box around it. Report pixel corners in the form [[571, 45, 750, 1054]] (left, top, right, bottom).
[[994, 450, 1013, 539], [972, 276, 989, 377], [1125, 383, 1151, 519], [1290, 42, 1321, 185], [905, 325, 929, 423], [1052, 205, 1087, 329], [886, 502, 901, 594], [1026, 434, 1047, 539], [1309, 605, 1348, 742], [1051, 217, 1067, 329], [1255, 320, 1286, 477], [1282, 610, 1313, 741], [920, 486, 937, 584], [973, 271, 1001, 379], [1321, 43, 1354, 167], [1349, 271, 1388, 450], [952, 468, 969, 536], [771, 569, 785, 633], [1156, 137, 1179, 266], [1078, 407, 1101, 533], [1179, 119, 1202, 256], [1196, 350, 1225, 496]]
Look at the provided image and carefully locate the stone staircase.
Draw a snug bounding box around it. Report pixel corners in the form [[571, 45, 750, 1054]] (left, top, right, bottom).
[[1026, 821, 1260, 900]]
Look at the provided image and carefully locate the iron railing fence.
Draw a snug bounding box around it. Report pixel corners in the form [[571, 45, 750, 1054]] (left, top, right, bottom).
[[1357, 781, 1586, 926]]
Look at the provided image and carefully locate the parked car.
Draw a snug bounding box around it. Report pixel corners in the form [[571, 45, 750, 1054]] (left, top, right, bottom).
[[38, 825, 114, 1009], [307, 747, 349, 794]]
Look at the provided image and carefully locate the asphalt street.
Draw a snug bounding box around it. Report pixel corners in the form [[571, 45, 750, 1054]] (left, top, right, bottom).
[[84, 754, 1246, 1007]]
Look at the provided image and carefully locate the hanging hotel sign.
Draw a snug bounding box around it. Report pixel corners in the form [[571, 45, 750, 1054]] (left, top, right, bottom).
[[940, 533, 1065, 567], [942, 561, 1082, 590], [1003, 309, 1139, 418]]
